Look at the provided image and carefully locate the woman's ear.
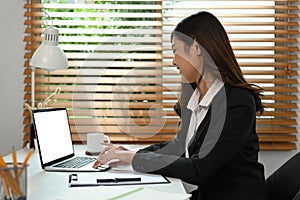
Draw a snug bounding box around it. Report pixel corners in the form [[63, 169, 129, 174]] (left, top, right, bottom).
[[193, 40, 201, 55]]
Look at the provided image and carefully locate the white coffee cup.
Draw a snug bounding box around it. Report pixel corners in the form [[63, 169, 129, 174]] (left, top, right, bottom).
[[86, 132, 110, 154]]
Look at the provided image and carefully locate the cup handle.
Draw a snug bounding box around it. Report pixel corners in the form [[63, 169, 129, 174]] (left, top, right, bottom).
[[104, 135, 110, 144]]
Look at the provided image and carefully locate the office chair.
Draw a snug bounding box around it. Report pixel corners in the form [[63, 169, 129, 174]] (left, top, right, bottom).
[[292, 191, 300, 200], [265, 152, 300, 200]]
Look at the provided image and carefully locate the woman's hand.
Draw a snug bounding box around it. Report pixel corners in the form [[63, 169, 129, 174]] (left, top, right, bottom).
[[92, 143, 135, 169], [99, 142, 129, 153]]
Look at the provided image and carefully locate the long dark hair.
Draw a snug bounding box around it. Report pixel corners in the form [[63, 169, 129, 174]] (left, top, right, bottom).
[[173, 11, 264, 113]]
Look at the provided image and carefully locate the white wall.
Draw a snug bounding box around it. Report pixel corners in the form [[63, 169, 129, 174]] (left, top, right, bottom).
[[0, 0, 299, 177], [0, 0, 25, 155], [259, 150, 299, 177]]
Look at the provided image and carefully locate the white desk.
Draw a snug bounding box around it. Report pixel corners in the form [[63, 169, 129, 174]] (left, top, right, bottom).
[[4, 145, 190, 200]]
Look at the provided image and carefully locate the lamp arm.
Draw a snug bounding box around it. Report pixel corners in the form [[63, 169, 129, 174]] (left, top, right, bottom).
[[31, 68, 35, 108], [38, 87, 61, 108], [42, 9, 53, 26]]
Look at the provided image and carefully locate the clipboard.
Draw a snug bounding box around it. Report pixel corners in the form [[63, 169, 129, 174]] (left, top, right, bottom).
[[68, 172, 170, 187]]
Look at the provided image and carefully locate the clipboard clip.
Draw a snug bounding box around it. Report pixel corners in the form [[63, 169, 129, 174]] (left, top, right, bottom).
[[69, 174, 78, 181], [69, 174, 78, 186]]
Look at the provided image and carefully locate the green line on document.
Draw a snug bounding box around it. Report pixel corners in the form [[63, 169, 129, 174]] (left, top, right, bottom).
[[107, 187, 144, 200]]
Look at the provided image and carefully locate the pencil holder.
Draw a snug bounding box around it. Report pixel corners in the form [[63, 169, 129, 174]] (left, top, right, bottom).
[[0, 163, 27, 200]]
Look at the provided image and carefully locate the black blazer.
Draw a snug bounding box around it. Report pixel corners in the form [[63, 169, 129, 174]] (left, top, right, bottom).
[[132, 84, 266, 200]]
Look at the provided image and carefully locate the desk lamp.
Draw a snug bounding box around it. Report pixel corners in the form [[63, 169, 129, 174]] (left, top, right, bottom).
[[29, 11, 68, 108]]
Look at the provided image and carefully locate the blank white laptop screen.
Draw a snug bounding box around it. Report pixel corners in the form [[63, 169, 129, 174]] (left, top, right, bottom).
[[33, 108, 74, 164], [32, 107, 110, 172]]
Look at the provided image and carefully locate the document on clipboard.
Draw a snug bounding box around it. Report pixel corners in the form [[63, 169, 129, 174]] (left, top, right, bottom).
[[68, 171, 170, 187]]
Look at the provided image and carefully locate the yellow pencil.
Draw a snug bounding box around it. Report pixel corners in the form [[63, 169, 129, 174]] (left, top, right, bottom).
[[12, 146, 20, 187], [12, 147, 17, 167], [22, 148, 33, 167], [18, 148, 33, 176], [2, 178, 11, 199], [0, 154, 11, 199], [0, 153, 7, 167]]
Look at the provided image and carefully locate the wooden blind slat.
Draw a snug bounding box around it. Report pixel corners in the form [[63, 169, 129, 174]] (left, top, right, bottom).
[[25, 36, 163, 43], [25, 28, 162, 35], [25, 3, 162, 9], [26, 11, 162, 18]]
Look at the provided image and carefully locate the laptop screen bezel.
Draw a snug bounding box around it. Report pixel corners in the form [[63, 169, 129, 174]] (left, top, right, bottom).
[[32, 107, 75, 169]]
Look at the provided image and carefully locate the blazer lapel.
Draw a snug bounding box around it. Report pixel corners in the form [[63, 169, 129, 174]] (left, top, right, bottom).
[[188, 108, 212, 156]]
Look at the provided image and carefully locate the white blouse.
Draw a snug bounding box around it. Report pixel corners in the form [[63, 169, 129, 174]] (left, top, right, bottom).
[[185, 79, 224, 158]]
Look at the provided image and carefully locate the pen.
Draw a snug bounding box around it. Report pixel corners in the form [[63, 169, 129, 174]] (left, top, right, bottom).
[[97, 178, 115, 183], [97, 177, 141, 183], [115, 177, 141, 182]]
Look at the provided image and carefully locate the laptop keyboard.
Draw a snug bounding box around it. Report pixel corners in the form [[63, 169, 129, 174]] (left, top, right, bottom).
[[53, 157, 96, 168]]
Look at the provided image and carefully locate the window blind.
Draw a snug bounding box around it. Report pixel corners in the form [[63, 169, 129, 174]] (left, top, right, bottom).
[[23, 0, 299, 150]]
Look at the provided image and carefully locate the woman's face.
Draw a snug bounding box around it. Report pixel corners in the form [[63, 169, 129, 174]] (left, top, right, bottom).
[[172, 35, 203, 83]]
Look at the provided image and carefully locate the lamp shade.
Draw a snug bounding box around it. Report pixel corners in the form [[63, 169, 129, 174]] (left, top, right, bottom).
[[30, 26, 68, 71]]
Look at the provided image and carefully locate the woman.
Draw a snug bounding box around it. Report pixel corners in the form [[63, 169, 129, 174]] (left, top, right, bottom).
[[93, 11, 266, 200]]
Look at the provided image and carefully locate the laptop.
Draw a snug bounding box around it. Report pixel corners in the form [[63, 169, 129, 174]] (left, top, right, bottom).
[[32, 107, 109, 172]]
